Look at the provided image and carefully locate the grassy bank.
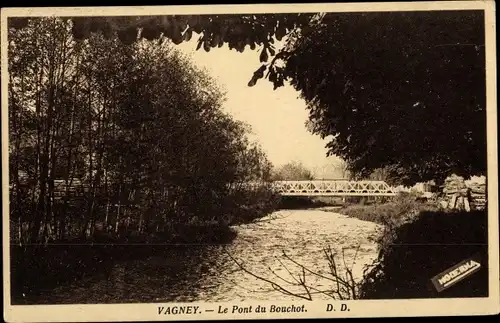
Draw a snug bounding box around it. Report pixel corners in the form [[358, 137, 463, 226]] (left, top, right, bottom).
[[336, 193, 488, 298], [338, 192, 438, 227]]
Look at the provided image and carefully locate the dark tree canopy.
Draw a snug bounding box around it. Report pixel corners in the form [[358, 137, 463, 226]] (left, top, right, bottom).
[[284, 11, 486, 185], [9, 14, 314, 53], [9, 11, 487, 185]]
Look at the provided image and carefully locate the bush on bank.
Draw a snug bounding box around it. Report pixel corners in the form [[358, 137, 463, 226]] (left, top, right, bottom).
[[358, 209, 488, 299], [339, 193, 488, 299]]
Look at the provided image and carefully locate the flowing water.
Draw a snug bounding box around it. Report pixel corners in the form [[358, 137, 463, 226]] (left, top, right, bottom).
[[28, 209, 382, 304]]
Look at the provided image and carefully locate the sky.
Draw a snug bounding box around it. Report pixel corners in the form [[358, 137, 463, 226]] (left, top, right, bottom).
[[175, 39, 345, 178]]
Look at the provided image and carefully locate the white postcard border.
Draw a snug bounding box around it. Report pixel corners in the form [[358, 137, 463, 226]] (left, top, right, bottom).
[[2, 2, 498, 321]]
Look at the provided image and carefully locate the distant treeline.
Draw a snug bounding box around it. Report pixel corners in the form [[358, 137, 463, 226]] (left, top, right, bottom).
[[8, 17, 278, 246]]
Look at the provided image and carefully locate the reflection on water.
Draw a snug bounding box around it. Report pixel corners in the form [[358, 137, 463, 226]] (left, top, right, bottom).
[[33, 210, 382, 304]]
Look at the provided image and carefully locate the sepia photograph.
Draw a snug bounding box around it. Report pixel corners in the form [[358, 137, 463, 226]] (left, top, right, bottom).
[[1, 2, 498, 321]]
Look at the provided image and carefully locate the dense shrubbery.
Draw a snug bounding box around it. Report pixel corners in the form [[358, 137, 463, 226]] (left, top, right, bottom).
[[224, 185, 281, 226], [359, 209, 488, 299], [340, 193, 488, 299]]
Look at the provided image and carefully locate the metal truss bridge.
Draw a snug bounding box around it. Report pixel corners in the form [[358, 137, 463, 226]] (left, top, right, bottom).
[[271, 180, 397, 197], [45, 179, 397, 199]]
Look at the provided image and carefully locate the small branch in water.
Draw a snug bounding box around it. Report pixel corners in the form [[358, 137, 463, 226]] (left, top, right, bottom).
[[341, 247, 358, 299], [268, 264, 296, 286], [224, 248, 313, 301], [275, 256, 313, 299], [225, 245, 361, 301], [282, 250, 337, 283]]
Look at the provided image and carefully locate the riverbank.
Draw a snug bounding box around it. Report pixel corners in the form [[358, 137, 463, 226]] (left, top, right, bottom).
[[11, 209, 382, 304], [359, 208, 488, 299], [337, 193, 438, 226], [12, 196, 488, 303], [10, 222, 238, 304], [330, 196, 489, 299], [11, 188, 281, 304]]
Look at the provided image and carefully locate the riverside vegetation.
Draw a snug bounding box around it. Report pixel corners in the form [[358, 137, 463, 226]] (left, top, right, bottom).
[[9, 18, 280, 301], [248, 191, 488, 300], [338, 193, 488, 299], [8, 16, 488, 303]]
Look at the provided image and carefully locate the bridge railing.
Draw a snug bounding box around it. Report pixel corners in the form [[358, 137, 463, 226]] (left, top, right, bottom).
[[12, 178, 398, 199], [271, 180, 397, 197]]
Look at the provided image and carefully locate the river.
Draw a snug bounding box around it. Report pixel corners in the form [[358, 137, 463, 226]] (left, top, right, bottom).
[[30, 209, 382, 304]]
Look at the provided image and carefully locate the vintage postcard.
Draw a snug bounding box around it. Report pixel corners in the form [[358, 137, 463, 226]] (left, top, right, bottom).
[[2, 1, 499, 322]]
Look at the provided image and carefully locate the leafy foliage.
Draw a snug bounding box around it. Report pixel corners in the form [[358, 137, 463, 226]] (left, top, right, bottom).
[[283, 11, 486, 185], [271, 160, 314, 181], [8, 14, 316, 86], [8, 17, 276, 245], [9, 11, 487, 187]]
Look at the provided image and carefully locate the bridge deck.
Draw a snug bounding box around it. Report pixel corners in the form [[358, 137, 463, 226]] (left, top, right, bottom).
[[15, 179, 398, 199], [272, 180, 397, 197]]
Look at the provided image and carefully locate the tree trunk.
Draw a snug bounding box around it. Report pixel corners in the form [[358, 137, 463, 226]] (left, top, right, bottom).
[[115, 184, 122, 234]]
